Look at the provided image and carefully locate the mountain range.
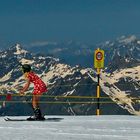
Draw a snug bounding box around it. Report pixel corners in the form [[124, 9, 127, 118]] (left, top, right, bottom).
[[0, 35, 139, 116], [26, 40, 94, 68], [27, 35, 140, 69]]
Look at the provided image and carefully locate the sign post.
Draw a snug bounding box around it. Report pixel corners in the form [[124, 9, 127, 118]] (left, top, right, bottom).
[[94, 48, 104, 115]]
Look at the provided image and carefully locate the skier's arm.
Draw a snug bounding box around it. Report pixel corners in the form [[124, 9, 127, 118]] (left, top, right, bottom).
[[20, 80, 30, 95]]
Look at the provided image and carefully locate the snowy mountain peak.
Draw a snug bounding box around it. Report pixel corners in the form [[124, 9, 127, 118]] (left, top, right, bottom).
[[14, 44, 28, 55], [117, 35, 137, 44]]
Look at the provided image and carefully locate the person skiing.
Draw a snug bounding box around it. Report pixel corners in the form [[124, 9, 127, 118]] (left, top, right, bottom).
[[20, 64, 47, 120]]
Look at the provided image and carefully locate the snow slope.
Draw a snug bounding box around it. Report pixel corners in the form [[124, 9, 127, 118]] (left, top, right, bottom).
[[1, 115, 140, 140]]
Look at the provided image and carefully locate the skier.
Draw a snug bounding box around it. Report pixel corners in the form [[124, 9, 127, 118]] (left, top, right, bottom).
[[20, 64, 47, 120]]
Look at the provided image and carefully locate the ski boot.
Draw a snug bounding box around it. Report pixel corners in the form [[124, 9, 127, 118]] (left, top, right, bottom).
[[27, 108, 45, 121]]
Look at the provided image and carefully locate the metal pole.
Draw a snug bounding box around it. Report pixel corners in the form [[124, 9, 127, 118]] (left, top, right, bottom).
[[96, 68, 100, 115]]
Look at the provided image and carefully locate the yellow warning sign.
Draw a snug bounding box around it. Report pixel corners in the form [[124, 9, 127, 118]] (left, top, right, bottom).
[[94, 48, 104, 69]]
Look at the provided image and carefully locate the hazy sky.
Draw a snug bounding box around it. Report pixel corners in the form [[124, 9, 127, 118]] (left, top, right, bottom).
[[0, 0, 140, 47]]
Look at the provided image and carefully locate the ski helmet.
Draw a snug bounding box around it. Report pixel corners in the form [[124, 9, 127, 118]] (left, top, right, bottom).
[[21, 64, 31, 73]]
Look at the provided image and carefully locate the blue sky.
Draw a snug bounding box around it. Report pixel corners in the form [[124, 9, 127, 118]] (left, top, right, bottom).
[[0, 0, 140, 47]]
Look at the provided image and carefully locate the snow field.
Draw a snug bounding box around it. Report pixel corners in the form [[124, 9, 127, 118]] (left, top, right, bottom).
[[0, 115, 140, 140]]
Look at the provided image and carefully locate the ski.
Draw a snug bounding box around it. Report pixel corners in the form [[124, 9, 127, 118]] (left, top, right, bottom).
[[4, 117, 63, 122], [5, 118, 28, 121]]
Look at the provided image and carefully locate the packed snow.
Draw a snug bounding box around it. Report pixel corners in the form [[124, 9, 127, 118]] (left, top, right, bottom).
[[1, 115, 140, 140]]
